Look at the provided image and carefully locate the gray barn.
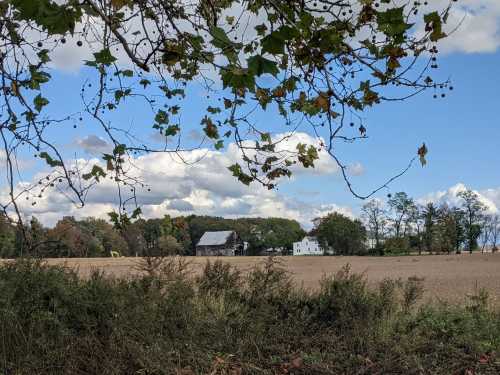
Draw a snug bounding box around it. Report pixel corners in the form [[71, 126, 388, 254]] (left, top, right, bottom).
[[195, 231, 243, 256]]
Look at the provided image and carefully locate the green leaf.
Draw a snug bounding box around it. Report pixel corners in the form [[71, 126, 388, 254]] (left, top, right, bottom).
[[261, 133, 272, 143], [37, 49, 50, 64], [247, 55, 279, 77], [114, 90, 124, 102], [228, 163, 253, 185], [164, 125, 180, 136], [214, 140, 224, 150], [33, 94, 49, 112], [261, 33, 285, 55], [220, 68, 255, 92], [82, 165, 106, 181], [139, 79, 150, 88], [424, 12, 447, 42], [210, 26, 238, 61], [210, 27, 232, 50], [376, 7, 412, 42], [11, 0, 82, 35], [121, 69, 133, 77], [39, 151, 63, 167], [261, 26, 298, 55], [255, 24, 268, 36], [28, 66, 51, 90], [93, 48, 117, 66], [155, 110, 169, 125], [113, 144, 126, 156]]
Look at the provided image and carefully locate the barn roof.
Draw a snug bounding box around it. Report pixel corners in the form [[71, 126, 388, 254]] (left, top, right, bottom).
[[197, 231, 234, 246]]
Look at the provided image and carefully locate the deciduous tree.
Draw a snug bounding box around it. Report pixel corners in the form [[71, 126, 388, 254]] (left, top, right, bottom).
[[457, 190, 487, 253], [361, 199, 387, 254], [314, 212, 367, 255]]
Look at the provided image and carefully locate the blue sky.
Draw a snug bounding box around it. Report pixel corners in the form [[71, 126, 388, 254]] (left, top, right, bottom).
[[2, 0, 500, 227], [283, 50, 500, 210]]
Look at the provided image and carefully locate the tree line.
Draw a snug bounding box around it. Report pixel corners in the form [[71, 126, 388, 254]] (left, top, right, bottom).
[[0, 188, 496, 258], [359, 189, 498, 255], [307, 188, 499, 256], [0, 214, 304, 258]]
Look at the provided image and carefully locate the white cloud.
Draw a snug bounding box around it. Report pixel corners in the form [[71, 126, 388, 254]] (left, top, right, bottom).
[[439, 0, 500, 54], [1, 133, 352, 228], [418, 183, 499, 214], [413, 0, 500, 54]]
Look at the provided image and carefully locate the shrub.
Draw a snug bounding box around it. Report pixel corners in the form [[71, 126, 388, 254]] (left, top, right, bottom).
[[383, 237, 411, 255], [0, 258, 499, 374], [196, 259, 241, 298]]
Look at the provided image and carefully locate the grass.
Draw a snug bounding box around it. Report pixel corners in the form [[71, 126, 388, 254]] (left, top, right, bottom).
[[0, 257, 499, 374]]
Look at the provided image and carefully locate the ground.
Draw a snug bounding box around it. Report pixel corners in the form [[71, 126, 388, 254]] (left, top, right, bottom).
[[40, 252, 500, 305]]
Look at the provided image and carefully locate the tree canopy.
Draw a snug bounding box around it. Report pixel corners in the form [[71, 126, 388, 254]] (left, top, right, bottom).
[[314, 212, 367, 255], [359, 188, 496, 255], [0, 0, 454, 236]]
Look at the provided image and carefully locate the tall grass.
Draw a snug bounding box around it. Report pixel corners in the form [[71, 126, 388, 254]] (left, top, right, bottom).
[[0, 258, 499, 374]]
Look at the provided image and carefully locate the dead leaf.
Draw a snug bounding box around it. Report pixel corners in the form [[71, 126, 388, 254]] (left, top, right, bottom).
[[291, 357, 303, 369], [417, 142, 428, 167], [11, 81, 19, 96], [314, 92, 329, 112], [479, 354, 489, 364]]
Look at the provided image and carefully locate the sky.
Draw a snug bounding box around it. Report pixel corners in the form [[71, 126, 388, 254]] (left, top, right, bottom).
[[2, 0, 500, 228]]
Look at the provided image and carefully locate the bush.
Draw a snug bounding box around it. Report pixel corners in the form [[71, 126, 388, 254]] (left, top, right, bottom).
[[0, 258, 499, 374], [196, 259, 242, 298], [383, 237, 411, 255]]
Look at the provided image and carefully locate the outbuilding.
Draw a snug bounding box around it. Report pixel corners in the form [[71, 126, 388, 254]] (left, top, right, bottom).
[[195, 230, 244, 256]]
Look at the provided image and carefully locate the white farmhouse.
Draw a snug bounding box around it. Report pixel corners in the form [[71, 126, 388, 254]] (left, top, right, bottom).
[[292, 236, 324, 256]]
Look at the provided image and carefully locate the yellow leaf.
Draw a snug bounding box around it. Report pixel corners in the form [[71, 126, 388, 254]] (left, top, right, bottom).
[[11, 81, 19, 96]]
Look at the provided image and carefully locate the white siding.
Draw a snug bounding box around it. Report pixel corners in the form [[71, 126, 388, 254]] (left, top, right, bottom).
[[292, 237, 323, 256]]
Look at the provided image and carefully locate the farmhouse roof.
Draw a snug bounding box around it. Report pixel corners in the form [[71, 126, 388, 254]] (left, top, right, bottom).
[[197, 231, 234, 246]]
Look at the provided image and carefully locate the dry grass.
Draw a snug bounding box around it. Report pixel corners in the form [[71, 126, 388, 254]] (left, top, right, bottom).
[[38, 252, 500, 305]]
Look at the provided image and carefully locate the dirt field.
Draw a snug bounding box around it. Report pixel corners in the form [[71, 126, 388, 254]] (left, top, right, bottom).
[[39, 253, 500, 305]]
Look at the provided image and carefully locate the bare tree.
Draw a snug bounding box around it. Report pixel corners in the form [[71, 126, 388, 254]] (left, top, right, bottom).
[[362, 199, 388, 254], [479, 215, 492, 253], [388, 192, 416, 238]]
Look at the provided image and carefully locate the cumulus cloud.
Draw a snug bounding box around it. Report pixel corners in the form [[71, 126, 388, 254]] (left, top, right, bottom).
[[412, 0, 500, 55], [439, 0, 500, 54], [418, 183, 499, 214], [1, 133, 354, 228]]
